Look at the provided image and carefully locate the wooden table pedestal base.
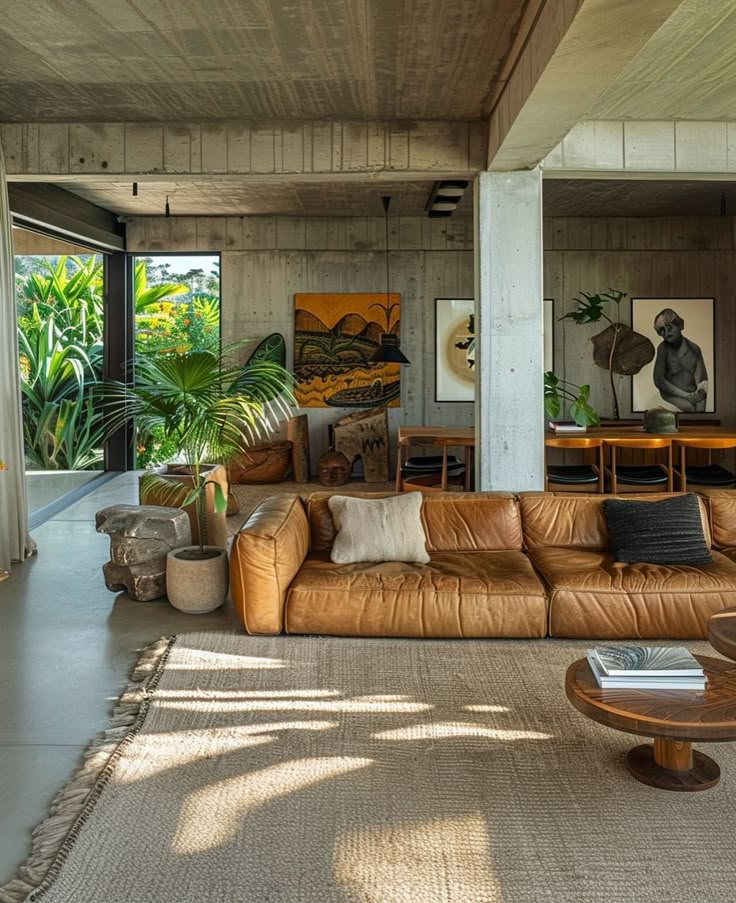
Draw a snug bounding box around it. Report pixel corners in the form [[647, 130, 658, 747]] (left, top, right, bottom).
[[626, 739, 720, 791]]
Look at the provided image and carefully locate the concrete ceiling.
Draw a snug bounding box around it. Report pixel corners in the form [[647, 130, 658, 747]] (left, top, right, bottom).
[[53, 178, 472, 217], [0, 0, 525, 122], [543, 178, 736, 217], [52, 176, 736, 219], [588, 0, 736, 120]]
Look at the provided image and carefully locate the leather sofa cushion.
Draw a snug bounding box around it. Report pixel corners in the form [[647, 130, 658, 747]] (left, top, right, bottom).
[[701, 490, 736, 550], [529, 546, 736, 638], [285, 550, 547, 638], [519, 492, 712, 551], [602, 493, 712, 565], [308, 492, 522, 553]]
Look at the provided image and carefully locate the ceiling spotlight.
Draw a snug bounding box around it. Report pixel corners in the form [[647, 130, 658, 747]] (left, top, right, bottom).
[[425, 180, 469, 218]]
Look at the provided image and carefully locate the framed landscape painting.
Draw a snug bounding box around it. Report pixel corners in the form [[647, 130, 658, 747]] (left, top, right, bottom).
[[631, 297, 715, 413], [293, 292, 401, 408], [435, 298, 474, 402]]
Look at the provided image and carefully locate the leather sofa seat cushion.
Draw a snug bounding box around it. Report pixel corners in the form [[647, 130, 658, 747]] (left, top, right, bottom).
[[285, 551, 547, 638], [530, 546, 736, 638], [308, 491, 522, 553]]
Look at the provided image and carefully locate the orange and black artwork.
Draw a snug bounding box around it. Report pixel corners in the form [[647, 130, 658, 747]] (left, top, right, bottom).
[[294, 292, 401, 407]]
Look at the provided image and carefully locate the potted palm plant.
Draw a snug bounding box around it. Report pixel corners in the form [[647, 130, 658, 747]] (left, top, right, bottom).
[[102, 342, 293, 612]]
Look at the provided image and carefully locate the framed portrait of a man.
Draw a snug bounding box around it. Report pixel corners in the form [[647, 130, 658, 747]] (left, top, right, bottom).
[[631, 298, 715, 413]]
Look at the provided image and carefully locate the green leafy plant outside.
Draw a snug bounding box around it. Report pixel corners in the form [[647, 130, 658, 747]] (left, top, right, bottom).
[[16, 256, 105, 469]]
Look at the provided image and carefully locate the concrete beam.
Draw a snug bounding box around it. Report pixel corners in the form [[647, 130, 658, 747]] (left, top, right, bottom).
[[0, 120, 485, 179], [487, 0, 684, 171], [544, 120, 736, 177]]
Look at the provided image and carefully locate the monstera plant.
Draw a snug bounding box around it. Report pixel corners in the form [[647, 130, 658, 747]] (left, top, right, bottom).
[[560, 289, 655, 420], [544, 372, 600, 427]]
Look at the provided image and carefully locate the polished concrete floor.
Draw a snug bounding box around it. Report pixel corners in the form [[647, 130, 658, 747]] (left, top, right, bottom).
[[25, 469, 101, 514], [0, 471, 241, 885]]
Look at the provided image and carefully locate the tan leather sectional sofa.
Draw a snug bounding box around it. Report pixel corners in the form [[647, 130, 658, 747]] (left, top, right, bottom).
[[229, 490, 736, 640]]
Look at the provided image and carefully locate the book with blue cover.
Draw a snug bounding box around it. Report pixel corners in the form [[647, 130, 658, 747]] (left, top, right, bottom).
[[591, 645, 703, 677], [586, 645, 706, 690]]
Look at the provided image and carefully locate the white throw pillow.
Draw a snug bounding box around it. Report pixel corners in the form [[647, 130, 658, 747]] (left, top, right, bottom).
[[328, 493, 430, 564]]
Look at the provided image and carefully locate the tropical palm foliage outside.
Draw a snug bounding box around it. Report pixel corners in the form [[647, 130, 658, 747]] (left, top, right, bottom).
[[15, 254, 221, 470]]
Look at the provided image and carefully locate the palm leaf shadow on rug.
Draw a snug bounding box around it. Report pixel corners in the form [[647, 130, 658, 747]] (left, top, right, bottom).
[[3, 633, 736, 903]]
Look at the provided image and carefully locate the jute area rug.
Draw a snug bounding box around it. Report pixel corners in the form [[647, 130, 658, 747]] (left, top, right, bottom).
[[227, 480, 395, 536], [3, 633, 736, 903]]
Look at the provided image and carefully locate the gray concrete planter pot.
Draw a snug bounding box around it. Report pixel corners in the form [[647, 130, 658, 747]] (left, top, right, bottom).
[[166, 546, 229, 613]]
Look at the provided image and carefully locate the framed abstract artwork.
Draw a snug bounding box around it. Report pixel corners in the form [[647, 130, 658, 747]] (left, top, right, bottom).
[[435, 298, 474, 402], [631, 297, 715, 413], [293, 292, 401, 408]]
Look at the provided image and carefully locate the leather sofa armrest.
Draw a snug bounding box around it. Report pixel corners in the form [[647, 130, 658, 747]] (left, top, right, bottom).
[[229, 494, 309, 634]]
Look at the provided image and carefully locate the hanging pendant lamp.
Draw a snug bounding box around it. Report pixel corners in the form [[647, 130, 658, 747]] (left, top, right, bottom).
[[368, 196, 410, 365]]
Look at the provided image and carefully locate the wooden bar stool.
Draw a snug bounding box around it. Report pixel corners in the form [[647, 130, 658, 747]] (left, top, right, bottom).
[[544, 436, 605, 493], [671, 437, 736, 491], [603, 437, 673, 493]]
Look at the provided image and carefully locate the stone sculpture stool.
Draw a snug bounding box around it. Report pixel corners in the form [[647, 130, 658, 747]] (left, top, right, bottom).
[[95, 504, 191, 601]]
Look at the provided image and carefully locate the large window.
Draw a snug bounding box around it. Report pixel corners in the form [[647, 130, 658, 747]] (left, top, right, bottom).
[[133, 253, 221, 467]]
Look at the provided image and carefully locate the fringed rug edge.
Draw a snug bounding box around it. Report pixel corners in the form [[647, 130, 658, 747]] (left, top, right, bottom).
[[0, 635, 176, 903]]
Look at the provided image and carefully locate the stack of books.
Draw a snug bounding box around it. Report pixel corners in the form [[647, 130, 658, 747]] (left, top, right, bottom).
[[586, 644, 706, 690], [548, 422, 587, 433]]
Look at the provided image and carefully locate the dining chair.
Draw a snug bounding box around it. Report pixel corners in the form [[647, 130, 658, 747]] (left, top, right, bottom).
[[603, 437, 673, 493], [544, 436, 605, 493], [397, 437, 467, 492], [671, 437, 736, 491]]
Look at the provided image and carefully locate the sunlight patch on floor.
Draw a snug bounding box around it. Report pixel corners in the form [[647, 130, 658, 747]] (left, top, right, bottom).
[[174, 757, 373, 854], [173, 649, 286, 670], [157, 697, 433, 714], [334, 814, 501, 902], [114, 721, 339, 783], [373, 721, 552, 741], [464, 704, 509, 713]]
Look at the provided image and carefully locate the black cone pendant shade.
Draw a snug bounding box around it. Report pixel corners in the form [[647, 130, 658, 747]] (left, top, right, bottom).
[[368, 195, 410, 365]]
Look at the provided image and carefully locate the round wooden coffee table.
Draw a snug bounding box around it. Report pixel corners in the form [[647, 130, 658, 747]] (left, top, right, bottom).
[[709, 607, 736, 661], [565, 655, 736, 791]]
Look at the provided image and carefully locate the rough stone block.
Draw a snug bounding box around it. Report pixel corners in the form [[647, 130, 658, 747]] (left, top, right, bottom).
[[95, 504, 191, 601]]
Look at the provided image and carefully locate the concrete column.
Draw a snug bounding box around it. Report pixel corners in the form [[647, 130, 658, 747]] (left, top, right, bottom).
[[473, 168, 544, 491]]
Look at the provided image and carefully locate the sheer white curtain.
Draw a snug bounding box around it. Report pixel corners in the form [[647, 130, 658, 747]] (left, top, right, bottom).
[[0, 142, 34, 574]]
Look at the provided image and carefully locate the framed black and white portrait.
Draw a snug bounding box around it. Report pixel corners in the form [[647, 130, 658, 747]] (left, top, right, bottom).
[[435, 298, 474, 402], [631, 297, 715, 413]]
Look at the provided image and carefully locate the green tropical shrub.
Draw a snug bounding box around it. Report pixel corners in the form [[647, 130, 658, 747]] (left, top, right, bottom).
[[17, 256, 105, 469]]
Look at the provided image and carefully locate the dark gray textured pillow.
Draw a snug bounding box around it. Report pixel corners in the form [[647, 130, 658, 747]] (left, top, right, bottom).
[[602, 494, 712, 565]]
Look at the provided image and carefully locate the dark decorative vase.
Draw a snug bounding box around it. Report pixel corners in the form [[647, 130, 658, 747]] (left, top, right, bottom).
[[318, 449, 350, 486], [643, 407, 679, 434]]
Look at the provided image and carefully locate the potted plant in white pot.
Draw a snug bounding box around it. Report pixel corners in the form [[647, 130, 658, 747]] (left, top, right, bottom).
[[102, 343, 293, 612]]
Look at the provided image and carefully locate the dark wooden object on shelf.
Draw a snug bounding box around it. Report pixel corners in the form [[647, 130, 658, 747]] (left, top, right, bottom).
[[287, 414, 311, 483], [565, 655, 736, 792]]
